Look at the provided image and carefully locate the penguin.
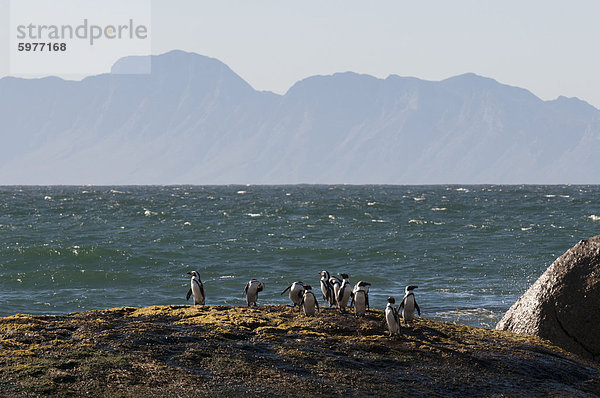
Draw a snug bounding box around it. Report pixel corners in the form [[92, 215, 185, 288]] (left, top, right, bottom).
[[350, 280, 370, 317], [329, 275, 342, 306], [335, 273, 352, 313], [385, 297, 401, 337], [319, 270, 335, 307], [399, 285, 421, 326], [352, 281, 371, 310], [186, 271, 205, 305], [244, 279, 265, 307], [351, 288, 367, 317], [281, 281, 304, 308], [300, 285, 319, 316]]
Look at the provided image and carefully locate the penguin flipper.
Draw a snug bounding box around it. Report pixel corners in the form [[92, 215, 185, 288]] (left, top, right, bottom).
[[393, 307, 400, 324], [199, 283, 205, 303], [186, 288, 192, 301], [281, 284, 292, 295], [336, 285, 345, 302], [415, 301, 421, 316], [399, 299, 405, 312]]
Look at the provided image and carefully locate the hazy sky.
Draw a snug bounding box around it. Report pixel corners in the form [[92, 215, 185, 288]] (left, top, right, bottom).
[[2, 0, 600, 108]]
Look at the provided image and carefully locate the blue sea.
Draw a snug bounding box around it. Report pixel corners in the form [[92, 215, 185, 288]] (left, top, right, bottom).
[[1, 185, 598, 328]]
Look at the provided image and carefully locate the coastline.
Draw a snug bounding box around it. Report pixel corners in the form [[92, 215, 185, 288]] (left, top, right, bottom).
[[1, 304, 599, 397]]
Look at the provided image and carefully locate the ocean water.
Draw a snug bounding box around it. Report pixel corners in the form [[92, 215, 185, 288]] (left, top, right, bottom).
[[0, 185, 599, 328]]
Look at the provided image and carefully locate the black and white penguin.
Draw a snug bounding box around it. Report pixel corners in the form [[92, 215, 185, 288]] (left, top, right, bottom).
[[301, 285, 319, 316], [329, 275, 342, 307], [319, 270, 335, 307], [385, 297, 401, 337], [281, 281, 304, 308], [351, 288, 367, 317], [352, 281, 371, 310], [186, 271, 205, 305], [399, 285, 421, 326], [244, 279, 265, 307], [350, 280, 371, 317], [335, 273, 351, 313]]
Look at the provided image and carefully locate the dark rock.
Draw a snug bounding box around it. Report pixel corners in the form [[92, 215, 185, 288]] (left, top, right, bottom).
[[2, 305, 600, 396], [496, 235, 600, 360]]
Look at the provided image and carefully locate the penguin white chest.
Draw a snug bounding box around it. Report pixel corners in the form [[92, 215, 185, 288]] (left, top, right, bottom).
[[303, 293, 317, 316], [338, 283, 351, 308], [332, 283, 340, 299], [354, 291, 366, 316], [385, 305, 400, 334], [320, 279, 328, 298], [402, 295, 415, 320], [191, 279, 204, 305]]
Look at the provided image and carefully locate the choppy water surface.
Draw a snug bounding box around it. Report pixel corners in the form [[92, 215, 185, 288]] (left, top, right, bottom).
[[1, 185, 599, 327]]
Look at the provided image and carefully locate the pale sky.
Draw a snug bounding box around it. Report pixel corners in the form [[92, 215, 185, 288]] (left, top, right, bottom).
[[2, 0, 600, 108]]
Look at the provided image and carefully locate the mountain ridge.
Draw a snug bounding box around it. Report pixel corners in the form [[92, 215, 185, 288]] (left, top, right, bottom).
[[1, 51, 599, 184]]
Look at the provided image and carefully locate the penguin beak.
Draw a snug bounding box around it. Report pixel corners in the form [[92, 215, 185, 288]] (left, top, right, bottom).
[[187, 271, 192, 275]]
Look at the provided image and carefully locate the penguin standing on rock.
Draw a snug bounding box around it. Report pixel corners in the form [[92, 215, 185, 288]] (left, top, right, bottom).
[[399, 285, 421, 326], [281, 281, 304, 308], [244, 279, 265, 306], [352, 281, 371, 311], [319, 270, 335, 307], [329, 275, 341, 307], [336, 273, 352, 313], [385, 297, 401, 337], [301, 285, 319, 316], [350, 286, 368, 317], [186, 271, 205, 305]]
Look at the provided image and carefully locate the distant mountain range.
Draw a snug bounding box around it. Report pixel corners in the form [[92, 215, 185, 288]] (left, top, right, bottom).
[[1, 50, 599, 184]]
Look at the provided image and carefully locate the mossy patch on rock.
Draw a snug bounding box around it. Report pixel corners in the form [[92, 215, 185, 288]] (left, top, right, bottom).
[[1, 305, 599, 397]]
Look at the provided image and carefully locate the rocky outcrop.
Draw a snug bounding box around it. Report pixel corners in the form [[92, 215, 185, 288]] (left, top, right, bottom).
[[496, 235, 600, 361], [1, 305, 599, 397]]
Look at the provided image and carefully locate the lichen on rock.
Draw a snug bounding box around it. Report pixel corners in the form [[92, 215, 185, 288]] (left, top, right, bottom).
[[0, 305, 599, 397]]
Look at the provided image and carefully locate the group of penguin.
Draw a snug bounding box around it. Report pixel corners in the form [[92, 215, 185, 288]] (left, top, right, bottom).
[[280, 271, 371, 317], [186, 269, 421, 337]]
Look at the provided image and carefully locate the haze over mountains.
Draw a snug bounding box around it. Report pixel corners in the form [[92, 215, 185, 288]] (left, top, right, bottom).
[[1, 50, 599, 185]]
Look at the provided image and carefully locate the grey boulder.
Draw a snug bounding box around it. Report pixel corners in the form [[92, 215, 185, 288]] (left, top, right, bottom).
[[496, 235, 600, 361]]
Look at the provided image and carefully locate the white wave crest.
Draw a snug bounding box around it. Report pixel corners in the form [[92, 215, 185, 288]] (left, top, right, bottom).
[[589, 215, 600, 222], [409, 219, 444, 225]]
